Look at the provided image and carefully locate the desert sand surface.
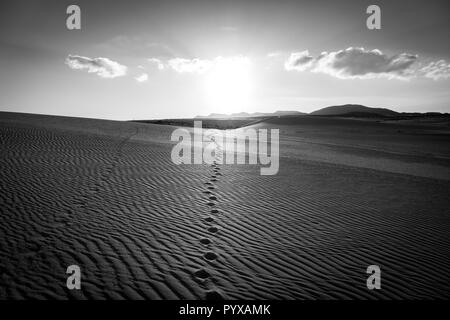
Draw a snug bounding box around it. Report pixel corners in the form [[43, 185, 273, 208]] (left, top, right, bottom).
[[1, 112, 449, 299]]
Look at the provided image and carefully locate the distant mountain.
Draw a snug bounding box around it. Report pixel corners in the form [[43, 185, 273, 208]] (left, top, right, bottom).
[[272, 110, 306, 116], [311, 104, 399, 117], [203, 113, 229, 118], [196, 110, 305, 119], [197, 105, 408, 119]]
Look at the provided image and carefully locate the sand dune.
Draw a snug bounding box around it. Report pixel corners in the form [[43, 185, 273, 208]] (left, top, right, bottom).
[[0, 112, 449, 299]]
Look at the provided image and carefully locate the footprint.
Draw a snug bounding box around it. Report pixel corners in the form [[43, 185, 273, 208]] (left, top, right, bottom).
[[210, 179, 217, 182], [204, 251, 218, 261], [207, 202, 216, 206], [203, 190, 212, 194], [208, 226, 219, 233], [207, 186, 215, 190], [210, 209, 219, 214], [193, 269, 210, 280], [200, 238, 211, 245], [204, 217, 214, 223], [205, 182, 212, 185], [209, 196, 217, 201], [205, 290, 224, 300]]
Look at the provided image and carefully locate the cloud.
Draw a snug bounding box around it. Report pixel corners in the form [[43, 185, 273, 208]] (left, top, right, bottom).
[[419, 60, 450, 80], [156, 56, 250, 75], [167, 58, 213, 74], [285, 47, 418, 79], [135, 73, 148, 83], [284, 51, 314, 71], [267, 51, 283, 58], [147, 58, 165, 70], [65, 55, 127, 78]]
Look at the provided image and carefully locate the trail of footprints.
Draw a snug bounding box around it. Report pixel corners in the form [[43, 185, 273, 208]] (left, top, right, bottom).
[[194, 136, 226, 300]]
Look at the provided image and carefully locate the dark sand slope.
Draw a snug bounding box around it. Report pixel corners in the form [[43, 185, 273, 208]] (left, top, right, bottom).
[[1, 112, 450, 299]]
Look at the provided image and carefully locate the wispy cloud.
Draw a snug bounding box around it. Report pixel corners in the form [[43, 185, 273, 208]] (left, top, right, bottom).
[[284, 51, 315, 71], [147, 58, 165, 70], [65, 55, 127, 78], [285, 47, 418, 80], [267, 51, 284, 58], [135, 73, 148, 83], [419, 60, 450, 80], [167, 58, 213, 74], [149, 56, 250, 74]]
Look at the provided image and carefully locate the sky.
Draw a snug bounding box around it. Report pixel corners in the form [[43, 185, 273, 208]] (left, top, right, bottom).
[[0, 0, 449, 120]]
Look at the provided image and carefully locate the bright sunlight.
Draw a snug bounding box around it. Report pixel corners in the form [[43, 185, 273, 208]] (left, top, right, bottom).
[[204, 56, 253, 114]]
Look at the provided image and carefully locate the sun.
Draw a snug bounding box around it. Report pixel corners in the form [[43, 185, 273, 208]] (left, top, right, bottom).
[[204, 56, 253, 115]]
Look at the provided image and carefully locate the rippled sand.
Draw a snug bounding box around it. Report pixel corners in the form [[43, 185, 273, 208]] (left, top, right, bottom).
[[1, 112, 449, 299]]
